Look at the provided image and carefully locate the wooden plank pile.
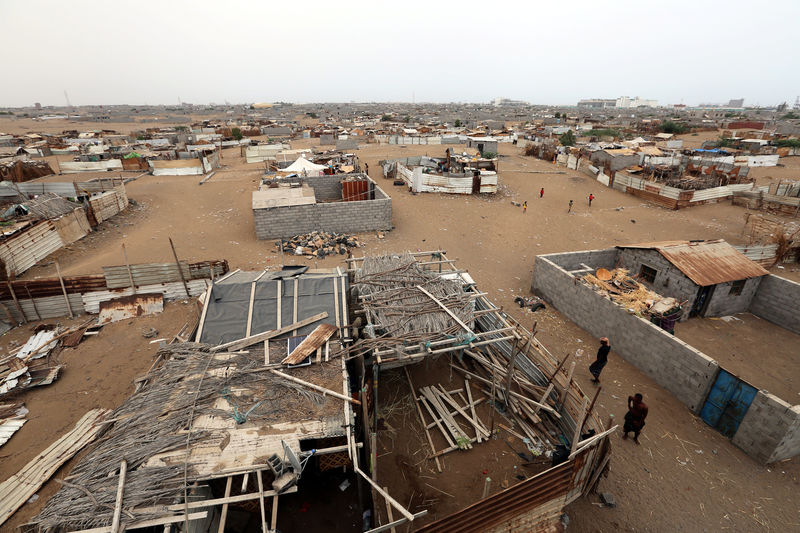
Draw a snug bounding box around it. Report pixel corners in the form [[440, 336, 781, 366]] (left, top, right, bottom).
[[416, 384, 489, 455], [448, 343, 565, 456], [0, 408, 109, 527]]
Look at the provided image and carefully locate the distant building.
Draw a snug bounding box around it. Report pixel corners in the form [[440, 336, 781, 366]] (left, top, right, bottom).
[[728, 98, 745, 108], [34, 102, 42, 110], [615, 96, 658, 108], [577, 98, 616, 108], [492, 97, 528, 107]]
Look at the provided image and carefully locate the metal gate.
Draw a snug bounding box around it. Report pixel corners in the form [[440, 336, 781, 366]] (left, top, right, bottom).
[[700, 369, 757, 438]]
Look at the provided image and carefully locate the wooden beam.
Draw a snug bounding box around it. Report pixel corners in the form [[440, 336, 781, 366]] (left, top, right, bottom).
[[194, 286, 212, 343], [110, 460, 127, 533], [121, 244, 136, 294], [216, 476, 232, 533], [256, 470, 267, 533], [54, 260, 74, 319], [450, 365, 560, 417], [5, 282, 26, 324], [569, 425, 619, 459], [270, 494, 279, 531], [404, 367, 442, 472], [269, 369, 361, 404], [282, 323, 338, 365], [415, 285, 472, 333], [571, 398, 589, 453], [211, 312, 328, 352], [168, 237, 190, 298], [383, 486, 397, 533], [67, 513, 208, 533], [354, 467, 414, 522]]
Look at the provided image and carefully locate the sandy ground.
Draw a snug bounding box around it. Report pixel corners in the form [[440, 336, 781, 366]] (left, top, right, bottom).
[[0, 301, 196, 531], [1, 134, 799, 532], [675, 314, 800, 402]]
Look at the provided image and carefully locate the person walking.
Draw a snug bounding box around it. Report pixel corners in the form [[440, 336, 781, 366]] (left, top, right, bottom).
[[539, 187, 544, 198], [589, 337, 610, 383], [522, 201, 527, 213], [588, 193, 594, 207], [623, 393, 649, 444], [364, 162, 369, 175], [568, 199, 573, 213]]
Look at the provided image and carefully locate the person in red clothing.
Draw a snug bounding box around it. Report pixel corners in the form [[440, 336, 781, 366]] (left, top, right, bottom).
[[623, 393, 648, 444], [588, 193, 595, 206], [539, 187, 544, 198]]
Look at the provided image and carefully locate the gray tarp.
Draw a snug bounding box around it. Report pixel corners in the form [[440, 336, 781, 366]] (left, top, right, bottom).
[[199, 271, 348, 345]]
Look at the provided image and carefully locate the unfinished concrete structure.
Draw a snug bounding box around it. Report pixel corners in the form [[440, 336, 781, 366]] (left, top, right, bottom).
[[532, 248, 800, 463], [252, 173, 392, 239]]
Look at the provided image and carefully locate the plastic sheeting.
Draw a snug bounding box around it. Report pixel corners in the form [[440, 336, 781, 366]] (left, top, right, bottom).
[[198, 271, 349, 345]]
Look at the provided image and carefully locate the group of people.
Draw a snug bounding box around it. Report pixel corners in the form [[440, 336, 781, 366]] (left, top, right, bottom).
[[522, 192, 596, 214], [589, 337, 648, 444]]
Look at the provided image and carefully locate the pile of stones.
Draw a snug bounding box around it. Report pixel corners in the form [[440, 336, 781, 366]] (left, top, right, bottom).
[[276, 231, 362, 258]]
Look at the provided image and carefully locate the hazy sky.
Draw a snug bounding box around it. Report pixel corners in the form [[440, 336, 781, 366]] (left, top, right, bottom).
[[1, 0, 797, 107]]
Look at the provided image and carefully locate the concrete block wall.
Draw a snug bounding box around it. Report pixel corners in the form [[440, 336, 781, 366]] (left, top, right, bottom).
[[749, 274, 800, 335], [254, 197, 392, 239], [704, 277, 762, 317], [532, 251, 718, 413], [731, 392, 800, 463], [617, 248, 699, 320]]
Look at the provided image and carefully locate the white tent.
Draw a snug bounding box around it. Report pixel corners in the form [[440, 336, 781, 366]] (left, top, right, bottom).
[[279, 157, 327, 176]]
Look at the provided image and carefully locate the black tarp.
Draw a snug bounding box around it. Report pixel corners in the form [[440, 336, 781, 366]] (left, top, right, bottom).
[[199, 271, 349, 345]]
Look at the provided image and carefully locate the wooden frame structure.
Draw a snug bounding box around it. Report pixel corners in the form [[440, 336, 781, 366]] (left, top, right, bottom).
[[347, 251, 615, 532]]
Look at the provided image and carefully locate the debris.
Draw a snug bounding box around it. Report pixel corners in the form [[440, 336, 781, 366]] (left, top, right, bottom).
[[0, 408, 110, 527], [98, 293, 164, 324], [142, 327, 159, 338], [276, 231, 362, 258], [600, 492, 617, 508], [514, 296, 546, 312]]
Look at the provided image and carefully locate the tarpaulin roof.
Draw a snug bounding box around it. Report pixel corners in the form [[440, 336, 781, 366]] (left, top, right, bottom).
[[617, 240, 768, 286], [198, 269, 349, 345], [279, 156, 327, 174]]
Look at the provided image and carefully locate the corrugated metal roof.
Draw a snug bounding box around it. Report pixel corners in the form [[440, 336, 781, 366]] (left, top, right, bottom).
[[617, 239, 768, 286]]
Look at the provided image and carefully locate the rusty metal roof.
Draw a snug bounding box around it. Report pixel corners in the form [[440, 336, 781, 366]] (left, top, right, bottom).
[[617, 239, 768, 286]]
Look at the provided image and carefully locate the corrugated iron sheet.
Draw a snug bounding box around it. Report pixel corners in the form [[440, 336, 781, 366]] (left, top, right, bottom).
[[98, 293, 164, 324], [82, 279, 208, 313], [103, 262, 192, 289], [416, 461, 573, 533], [0, 220, 65, 277], [618, 240, 769, 286]]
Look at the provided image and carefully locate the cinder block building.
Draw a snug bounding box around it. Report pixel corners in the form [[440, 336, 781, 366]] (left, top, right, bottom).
[[616, 240, 769, 320]]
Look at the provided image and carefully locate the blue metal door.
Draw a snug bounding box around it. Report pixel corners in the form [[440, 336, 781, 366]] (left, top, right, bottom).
[[700, 369, 757, 438]]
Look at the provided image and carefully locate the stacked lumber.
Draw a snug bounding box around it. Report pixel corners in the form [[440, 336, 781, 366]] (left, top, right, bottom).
[[450, 346, 560, 455], [0, 408, 110, 527], [415, 384, 489, 457]]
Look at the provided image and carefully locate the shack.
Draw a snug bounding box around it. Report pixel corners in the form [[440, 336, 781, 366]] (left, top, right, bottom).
[[616, 240, 769, 319]]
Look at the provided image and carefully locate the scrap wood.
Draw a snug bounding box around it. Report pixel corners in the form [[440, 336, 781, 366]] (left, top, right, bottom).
[[282, 323, 338, 365], [403, 367, 442, 472], [211, 312, 328, 352], [268, 369, 360, 405], [0, 408, 110, 527]]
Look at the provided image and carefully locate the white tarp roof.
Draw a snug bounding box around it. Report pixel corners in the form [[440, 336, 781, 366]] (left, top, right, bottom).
[[279, 157, 327, 174]]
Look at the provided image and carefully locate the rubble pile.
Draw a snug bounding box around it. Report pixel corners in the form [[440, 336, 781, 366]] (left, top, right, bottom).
[[276, 231, 362, 258]]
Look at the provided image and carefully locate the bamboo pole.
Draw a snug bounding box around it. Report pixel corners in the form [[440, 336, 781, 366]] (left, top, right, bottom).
[[5, 282, 27, 324], [54, 260, 74, 319], [110, 460, 127, 533], [269, 369, 361, 405], [168, 237, 190, 298], [121, 244, 136, 294]]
